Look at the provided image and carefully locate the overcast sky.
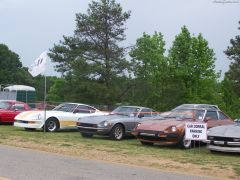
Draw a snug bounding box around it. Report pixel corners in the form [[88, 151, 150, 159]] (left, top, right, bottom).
[[0, 0, 239, 77]]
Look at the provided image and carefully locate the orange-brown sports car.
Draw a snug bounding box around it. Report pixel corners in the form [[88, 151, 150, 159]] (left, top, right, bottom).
[[132, 104, 234, 148]]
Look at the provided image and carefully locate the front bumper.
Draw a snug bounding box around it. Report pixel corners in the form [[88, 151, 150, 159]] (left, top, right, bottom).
[[77, 125, 111, 135], [205, 140, 240, 153], [132, 130, 179, 145], [14, 120, 43, 129]]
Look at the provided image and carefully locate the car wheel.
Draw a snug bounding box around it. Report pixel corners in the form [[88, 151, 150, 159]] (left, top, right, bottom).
[[178, 133, 192, 149], [44, 118, 59, 132], [140, 141, 153, 146], [110, 124, 124, 140], [81, 132, 93, 138], [24, 128, 36, 131]]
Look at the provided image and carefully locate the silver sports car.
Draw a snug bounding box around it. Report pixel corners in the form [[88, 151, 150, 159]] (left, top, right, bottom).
[[76, 106, 160, 140], [206, 119, 240, 153]]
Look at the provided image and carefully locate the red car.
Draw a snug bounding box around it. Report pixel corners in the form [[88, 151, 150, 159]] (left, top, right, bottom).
[[0, 100, 31, 124]]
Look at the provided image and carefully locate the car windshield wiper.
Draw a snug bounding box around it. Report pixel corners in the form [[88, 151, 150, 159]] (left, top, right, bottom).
[[165, 116, 176, 118]]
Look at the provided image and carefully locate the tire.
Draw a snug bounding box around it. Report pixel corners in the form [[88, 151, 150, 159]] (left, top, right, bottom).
[[140, 141, 153, 146], [178, 133, 192, 149], [44, 118, 59, 132], [81, 132, 93, 138], [24, 128, 36, 131], [110, 124, 125, 140]]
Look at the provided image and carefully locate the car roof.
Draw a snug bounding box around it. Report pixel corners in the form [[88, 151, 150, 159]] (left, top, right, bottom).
[[173, 104, 220, 111], [0, 100, 25, 104], [57, 102, 98, 109], [117, 105, 150, 109]]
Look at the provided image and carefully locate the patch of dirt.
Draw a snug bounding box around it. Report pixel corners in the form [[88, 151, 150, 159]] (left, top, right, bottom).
[[1, 137, 237, 180]]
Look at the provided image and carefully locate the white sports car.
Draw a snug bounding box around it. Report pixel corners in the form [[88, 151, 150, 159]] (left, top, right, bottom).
[[14, 103, 109, 132]]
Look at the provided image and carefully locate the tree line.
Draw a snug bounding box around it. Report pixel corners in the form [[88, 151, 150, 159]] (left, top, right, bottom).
[[0, 0, 239, 118]]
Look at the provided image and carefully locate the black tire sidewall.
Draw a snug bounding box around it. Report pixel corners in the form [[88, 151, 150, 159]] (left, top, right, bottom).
[[81, 132, 93, 138], [45, 118, 59, 132], [179, 133, 192, 149], [110, 124, 124, 140]]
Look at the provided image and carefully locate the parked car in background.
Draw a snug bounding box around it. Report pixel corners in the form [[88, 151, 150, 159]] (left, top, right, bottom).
[[14, 103, 108, 132], [77, 106, 160, 140], [0, 100, 31, 124], [132, 104, 234, 149], [206, 119, 240, 153]]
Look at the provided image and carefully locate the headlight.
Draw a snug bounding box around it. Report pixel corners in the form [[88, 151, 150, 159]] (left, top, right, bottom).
[[171, 126, 177, 132], [103, 121, 109, 127], [136, 123, 141, 128], [98, 121, 110, 127]]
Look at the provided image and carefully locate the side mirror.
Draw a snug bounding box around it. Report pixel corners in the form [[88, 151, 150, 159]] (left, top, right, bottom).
[[138, 113, 144, 118], [204, 117, 211, 122]]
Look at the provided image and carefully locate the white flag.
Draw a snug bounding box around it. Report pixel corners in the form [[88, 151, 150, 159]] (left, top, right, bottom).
[[28, 51, 47, 77]]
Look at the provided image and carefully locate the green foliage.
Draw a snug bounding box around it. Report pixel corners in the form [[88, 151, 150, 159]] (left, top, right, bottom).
[[224, 20, 240, 97], [129, 32, 182, 110], [218, 78, 240, 118], [33, 75, 58, 101], [47, 78, 67, 102], [49, 0, 131, 105], [128, 27, 220, 111], [168, 26, 219, 104], [222, 21, 240, 118], [0, 44, 33, 86]]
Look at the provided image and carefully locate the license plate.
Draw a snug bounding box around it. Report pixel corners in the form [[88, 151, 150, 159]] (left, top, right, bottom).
[[140, 133, 155, 137]]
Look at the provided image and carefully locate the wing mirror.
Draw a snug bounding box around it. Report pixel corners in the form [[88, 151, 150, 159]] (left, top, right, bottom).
[[204, 117, 211, 122], [138, 113, 144, 118]]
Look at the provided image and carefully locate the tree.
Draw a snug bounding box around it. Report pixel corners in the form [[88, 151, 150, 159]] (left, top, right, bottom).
[[49, 0, 131, 105], [219, 77, 240, 118], [224, 20, 240, 96], [129, 32, 176, 110], [168, 26, 219, 103], [0, 44, 33, 86], [47, 78, 67, 102], [32, 75, 59, 101]]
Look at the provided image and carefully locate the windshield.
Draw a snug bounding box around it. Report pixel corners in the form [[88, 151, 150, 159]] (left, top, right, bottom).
[[0, 101, 11, 110], [166, 109, 205, 120], [166, 109, 194, 119], [111, 106, 140, 116], [52, 103, 78, 112]]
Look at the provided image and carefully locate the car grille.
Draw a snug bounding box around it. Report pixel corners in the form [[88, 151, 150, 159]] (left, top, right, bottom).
[[137, 129, 178, 141], [15, 120, 29, 124], [139, 130, 164, 134], [208, 136, 236, 142], [79, 123, 97, 128]]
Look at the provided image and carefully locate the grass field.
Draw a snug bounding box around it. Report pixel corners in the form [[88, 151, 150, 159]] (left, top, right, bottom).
[[0, 125, 239, 179]]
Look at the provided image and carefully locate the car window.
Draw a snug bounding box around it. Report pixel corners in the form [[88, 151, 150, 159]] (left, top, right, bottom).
[[195, 110, 205, 120], [166, 109, 193, 119], [0, 102, 11, 109], [218, 111, 229, 120], [111, 106, 140, 116], [74, 105, 96, 113], [205, 111, 218, 120], [53, 103, 78, 112], [11, 104, 25, 110], [139, 108, 152, 117]]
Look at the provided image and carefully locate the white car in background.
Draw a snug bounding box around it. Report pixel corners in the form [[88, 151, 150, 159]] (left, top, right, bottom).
[[14, 103, 109, 132]]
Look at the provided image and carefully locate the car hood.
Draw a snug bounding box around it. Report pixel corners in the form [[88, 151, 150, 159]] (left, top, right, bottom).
[[78, 114, 132, 124], [208, 124, 240, 138], [14, 110, 71, 120], [137, 119, 190, 131]]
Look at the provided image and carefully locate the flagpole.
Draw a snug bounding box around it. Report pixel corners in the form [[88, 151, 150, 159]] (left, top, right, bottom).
[[28, 50, 48, 133], [44, 75, 47, 133]]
